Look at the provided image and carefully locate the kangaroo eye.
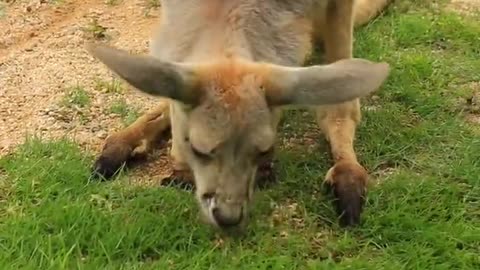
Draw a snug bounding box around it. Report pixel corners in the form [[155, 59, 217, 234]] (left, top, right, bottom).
[[191, 145, 213, 161]]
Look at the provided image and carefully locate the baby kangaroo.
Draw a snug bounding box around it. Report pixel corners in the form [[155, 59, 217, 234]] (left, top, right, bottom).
[[87, 0, 391, 230]]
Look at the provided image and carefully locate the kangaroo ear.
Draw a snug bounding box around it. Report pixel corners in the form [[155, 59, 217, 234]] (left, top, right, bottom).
[[263, 58, 390, 106], [86, 43, 203, 105]]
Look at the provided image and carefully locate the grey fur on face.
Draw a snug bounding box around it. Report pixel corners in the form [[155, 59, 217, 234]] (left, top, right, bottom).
[[87, 0, 391, 230]]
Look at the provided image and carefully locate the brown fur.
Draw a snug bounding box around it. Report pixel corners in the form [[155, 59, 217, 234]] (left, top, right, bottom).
[[88, 0, 393, 229]]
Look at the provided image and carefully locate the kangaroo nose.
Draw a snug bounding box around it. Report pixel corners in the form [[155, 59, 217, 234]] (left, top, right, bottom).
[[211, 206, 243, 228]]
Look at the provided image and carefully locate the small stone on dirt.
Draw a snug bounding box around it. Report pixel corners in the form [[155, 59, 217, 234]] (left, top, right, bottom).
[[96, 131, 107, 139]]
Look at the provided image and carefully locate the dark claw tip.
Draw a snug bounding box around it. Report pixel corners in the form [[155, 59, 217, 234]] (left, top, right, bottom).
[[328, 162, 368, 227], [90, 156, 125, 180], [160, 170, 195, 191]]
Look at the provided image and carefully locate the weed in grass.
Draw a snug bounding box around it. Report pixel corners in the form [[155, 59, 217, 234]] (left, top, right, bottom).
[[60, 85, 91, 108], [143, 0, 160, 17], [48, 0, 65, 5], [82, 18, 108, 39], [122, 108, 141, 126], [108, 98, 141, 126], [144, 0, 160, 9], [105, 0, 121, 6], [0, 3, 5, 19], [108, 98, 129, 116], [94, 77, 124, 94]]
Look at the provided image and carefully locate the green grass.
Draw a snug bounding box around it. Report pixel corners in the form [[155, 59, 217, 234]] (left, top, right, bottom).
[[143, 0, 161, 17], [82, 18, 108, 39], [0, 2, 7, 19], [48, 0, 66, 5], [94, 78, 125, 94], [107, 98, 142, 126], [105, 0, 122, 6], [60, 85, 91, 108], [1, 2, 480, 269], [144, 0, 161, 9]]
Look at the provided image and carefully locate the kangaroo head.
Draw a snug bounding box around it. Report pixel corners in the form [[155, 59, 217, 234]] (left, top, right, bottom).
[[86, 43, 390, 230]]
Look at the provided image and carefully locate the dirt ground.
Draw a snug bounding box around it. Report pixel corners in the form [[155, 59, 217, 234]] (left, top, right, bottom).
[[0, 0, 159, 153], [1, 0, 479, 183], [0, 0, 170, 184], [447, 0, 480, 15]]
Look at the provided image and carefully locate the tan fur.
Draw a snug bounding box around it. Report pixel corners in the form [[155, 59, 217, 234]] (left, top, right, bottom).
[[88, 0, 393, 229], [103, 101, 170, 157], [355, 0, 391, 26]]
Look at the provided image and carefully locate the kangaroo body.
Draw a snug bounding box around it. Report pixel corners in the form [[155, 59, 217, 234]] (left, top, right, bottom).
[[87, 0, 392, 230]]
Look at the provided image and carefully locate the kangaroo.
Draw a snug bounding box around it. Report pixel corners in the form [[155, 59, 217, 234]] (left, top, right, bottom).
[[86, 0, 392, 230]]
